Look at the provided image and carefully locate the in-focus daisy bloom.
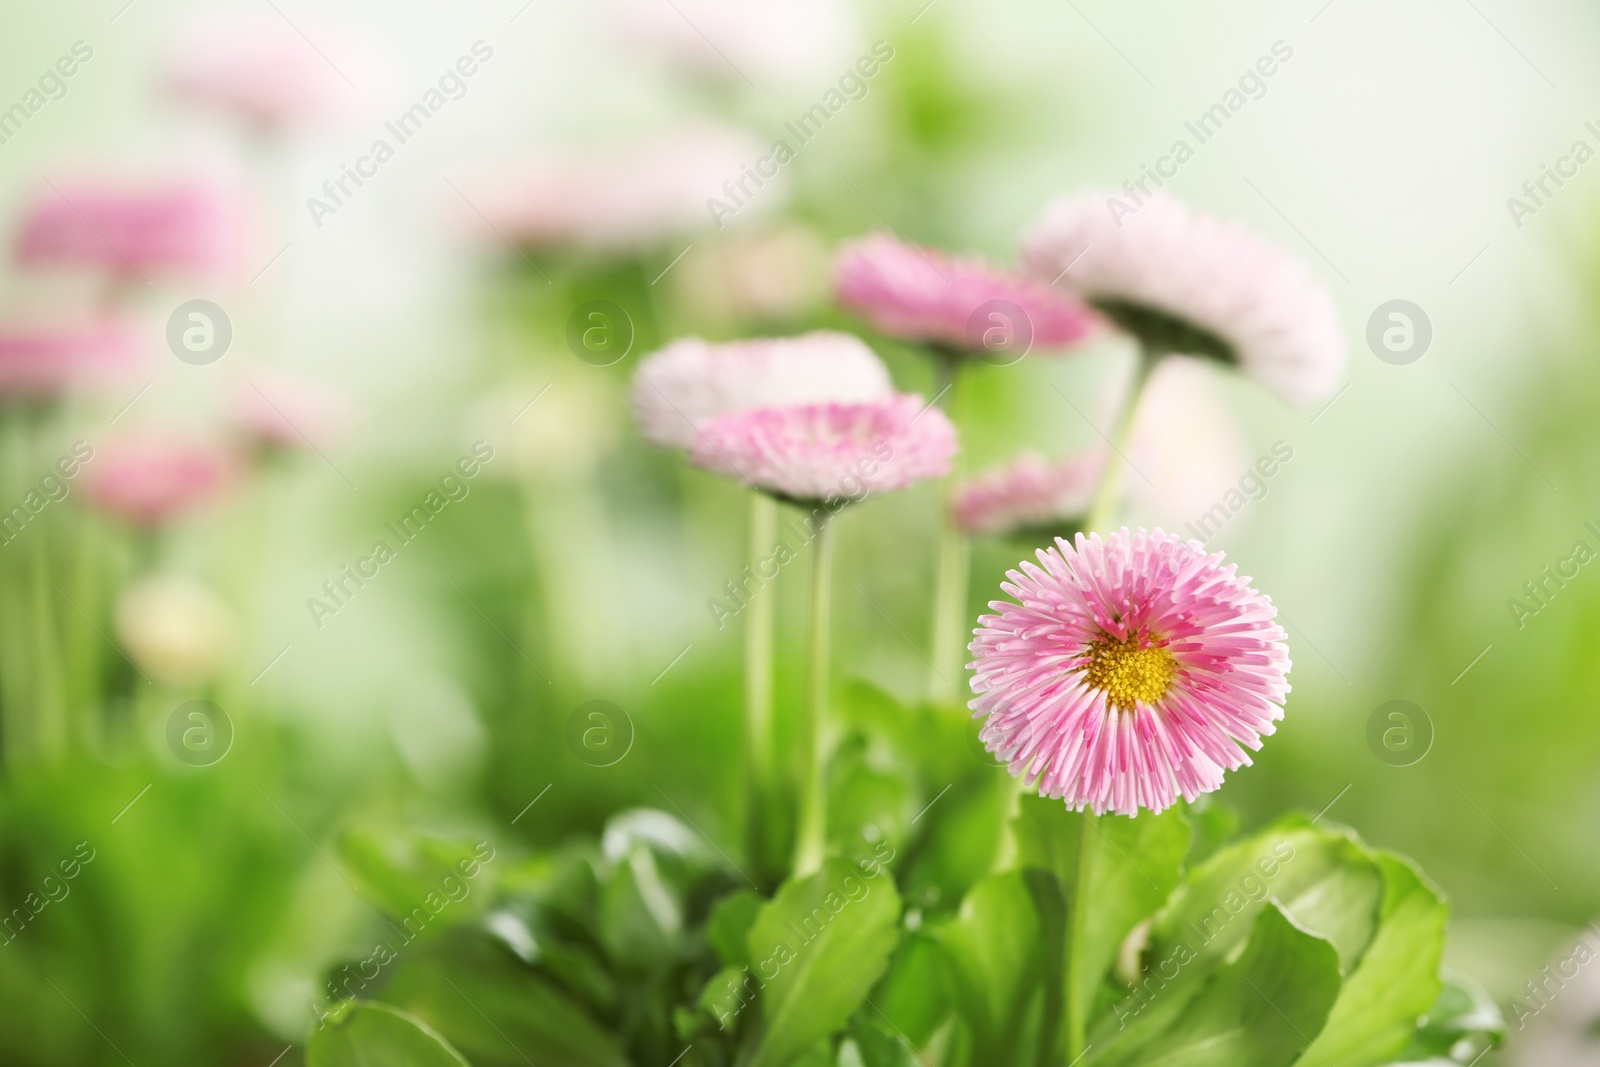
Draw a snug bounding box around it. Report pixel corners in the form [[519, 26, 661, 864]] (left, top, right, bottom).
[[688, 394, 957, 503], [84, 438, 238, 525], [1020, 192, 1344, 406], [15, 179, 245, 281], [951, 449, 1104, 537], [969, 528, 1290, 816], [631, 331, 892, 449], [835, 232, 1097, 357]]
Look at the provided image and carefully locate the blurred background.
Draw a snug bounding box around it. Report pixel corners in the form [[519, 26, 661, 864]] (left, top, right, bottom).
[[1, 0, 1599, 1062]]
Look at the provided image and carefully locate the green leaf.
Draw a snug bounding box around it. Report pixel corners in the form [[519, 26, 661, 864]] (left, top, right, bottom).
[[598, 843, 683, 970], [745, 858, 903, 1067], [1085, 904, 1343, 1067], [1292, 853, 1448, 1066], [827, 738, 916, 860], [1399, 971, 1505, 1062], [1147, 819, 1384, 982], [309, 1001, 470, 1067], [901, 775, 1011, 913], [708, 888, 764, 967], [865, 930, 950, 1047], [935, 871, 1043, 1064], [380, 929, 628, 1067], [1013, 798, 1190, 1055], [700, 964, 754, 1034], [338, 828, 495, 925]]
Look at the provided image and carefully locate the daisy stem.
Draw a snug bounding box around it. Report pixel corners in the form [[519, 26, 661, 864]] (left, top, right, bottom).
[[793, 513, 838, 878], [1084, 343, 1160, 534], [1065, 812, 1098, 1060], [928, 351, 969, 705], [743, 491, 777, 873]]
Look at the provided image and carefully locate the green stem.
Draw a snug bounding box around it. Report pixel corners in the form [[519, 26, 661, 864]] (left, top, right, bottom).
[[793, 514, 837, 877], [743, 491, 777, 874], [1084, 344, 1160, 534], [30, 506, 64, 761], [1065, 813, 1098, 1060], [928, 352, 969, 705]]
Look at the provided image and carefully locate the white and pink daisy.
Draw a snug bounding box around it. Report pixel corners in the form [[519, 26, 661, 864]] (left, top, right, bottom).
[[688, 394, 957, 503], [631, 331, 892, 449], [835, 232, 1097, 357], [951, 450, 1104, 537], [230, 367, 342, 452], [1020, 192, 1344, 406], [969, 528, 1290, 816]]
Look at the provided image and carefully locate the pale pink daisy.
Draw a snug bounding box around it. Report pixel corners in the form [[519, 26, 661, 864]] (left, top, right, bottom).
[[631, 331, 892, 449], [835, 232, 1097, 357], [951, 450, 1105, 537], [230, 368, 342, 451], [969, 528, 1290, 816], [688, 394, 957, 503], [458, 125, 776, 253], [15, 178, 245, 281], [1020, 191, 1344, 406], [605, 0, 857, 88], [84, 438, 238, 525], [0, 321, 143, 399], [165, 14, 372, 132]]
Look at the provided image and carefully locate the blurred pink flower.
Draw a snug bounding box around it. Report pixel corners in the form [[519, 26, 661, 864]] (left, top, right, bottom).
[[84, 438, 237, 525], [969, 528, 1291, 816], [689, 394, 957, 502], [951, 450, 1104, 536], [1020, 192, 1344, 406], [231, 369, 342, 451], [0, 320, 142, 399], [15, 178, 245, 281], [459, 125, 776, 252], [166, 15, 365, 132], [632, 331, 893, 449], [835, 232, 1097, 356]]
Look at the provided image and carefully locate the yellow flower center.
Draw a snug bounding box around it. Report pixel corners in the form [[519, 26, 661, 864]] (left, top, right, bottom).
[[1082, 634, 1176, 712]]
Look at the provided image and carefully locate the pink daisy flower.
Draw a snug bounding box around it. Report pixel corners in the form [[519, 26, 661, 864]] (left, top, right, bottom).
[[1020, 192, 1344, 406], [84, 438, 238, 525], [0, 321, 143, 400], [951, 449, 1104, 537], [688, 394, 957, 503], [15, 178, 246, 281], [835, 232, 1097, 357], [631, 331, 892, 449], [969, 528, 1290, 816]]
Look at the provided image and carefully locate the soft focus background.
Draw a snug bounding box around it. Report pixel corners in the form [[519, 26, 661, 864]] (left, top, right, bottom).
[[2, 0, 1600, 1062]]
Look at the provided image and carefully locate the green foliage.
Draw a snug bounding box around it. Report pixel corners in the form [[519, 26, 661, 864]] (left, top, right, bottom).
[[744, 858, 903, 1067], [308, 1001, 470, 1067]]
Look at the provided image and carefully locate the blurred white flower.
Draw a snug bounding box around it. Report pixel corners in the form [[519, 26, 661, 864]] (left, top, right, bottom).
[[1125, 356, 1253, 527], [476, 371, 621, 482], [1508, 927, 1600, 1067], [603, 0, 858, 88], [115, 576, 234, 688], [674, 224, 831, 326], [457, 124, 779, 253], [165, 13, 380, 132], [1022, 191, 1345, 406]]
